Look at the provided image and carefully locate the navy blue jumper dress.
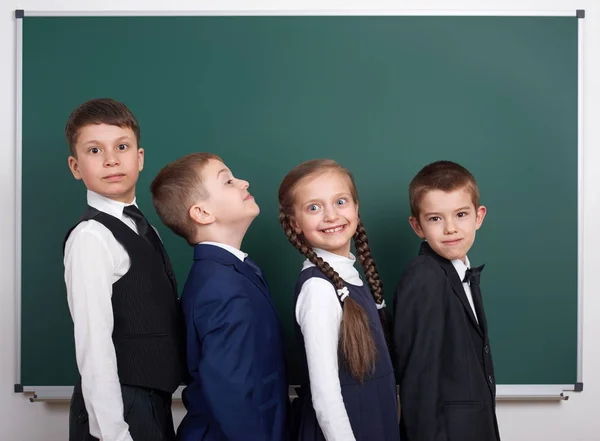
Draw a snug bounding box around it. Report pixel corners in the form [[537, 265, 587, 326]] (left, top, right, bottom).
[[293, 267, 400, 441]]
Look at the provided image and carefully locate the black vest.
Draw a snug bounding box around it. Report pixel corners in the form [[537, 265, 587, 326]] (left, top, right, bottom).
[[64, 207, 185, 393]]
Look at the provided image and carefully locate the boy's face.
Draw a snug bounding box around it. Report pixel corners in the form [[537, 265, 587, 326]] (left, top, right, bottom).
[[68, 124, 144, 203], [197, 159, 260, 227], [409, 187, 486, 263]]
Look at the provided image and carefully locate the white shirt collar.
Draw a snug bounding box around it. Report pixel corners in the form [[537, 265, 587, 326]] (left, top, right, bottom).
[[198, 241, 247, 262], [302, 248, 356, 268], [301, 248, 362, 285], [87, 190, 137, 219], [451, 255, 471, 283]]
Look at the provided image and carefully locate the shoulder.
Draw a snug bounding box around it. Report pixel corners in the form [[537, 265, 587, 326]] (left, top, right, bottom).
[[295, 265, 329, 289], [401, 254, 446, 283], [296, 267, 336, 300], [296, 274, 340, 316], [183, 260, 247, 303], [64, 219, 117, 257], [394, 255, 448, 301]]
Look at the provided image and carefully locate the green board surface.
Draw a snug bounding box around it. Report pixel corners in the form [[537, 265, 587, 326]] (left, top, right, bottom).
[[20, 15, 578, 387]]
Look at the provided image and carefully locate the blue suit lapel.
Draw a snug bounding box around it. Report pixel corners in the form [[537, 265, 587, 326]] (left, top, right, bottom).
[[193, 244, 277, 311]]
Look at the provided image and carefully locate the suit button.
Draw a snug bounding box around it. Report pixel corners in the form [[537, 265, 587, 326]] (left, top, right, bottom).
[[484, 345, 490, 354], [488, 375, 494, 384]]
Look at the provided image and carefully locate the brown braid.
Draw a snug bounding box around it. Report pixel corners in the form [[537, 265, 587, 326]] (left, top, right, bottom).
[[353, 217, 384, 304], [279, 213, 376, 381], [353, 217, 390, 337]]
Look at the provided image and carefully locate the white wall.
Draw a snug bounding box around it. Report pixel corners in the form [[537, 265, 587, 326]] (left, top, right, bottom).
[[1, 1, 599, 440]]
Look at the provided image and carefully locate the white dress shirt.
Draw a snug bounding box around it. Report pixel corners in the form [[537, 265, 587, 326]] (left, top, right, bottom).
[[64, 190, 141, 441], [198, 241, 247, 262], [296, 248, 363, 441], [451, 256, 478, 323]]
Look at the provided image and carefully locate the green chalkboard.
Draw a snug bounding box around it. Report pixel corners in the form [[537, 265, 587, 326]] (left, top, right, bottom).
[[19, 15, 579, 388]]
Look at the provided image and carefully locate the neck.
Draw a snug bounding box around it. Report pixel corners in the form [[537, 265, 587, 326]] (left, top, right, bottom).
[[197, 224, 250, 250]]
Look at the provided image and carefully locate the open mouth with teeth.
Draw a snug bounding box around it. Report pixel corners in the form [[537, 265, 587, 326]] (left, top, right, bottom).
[[321, 225, 347, 234]]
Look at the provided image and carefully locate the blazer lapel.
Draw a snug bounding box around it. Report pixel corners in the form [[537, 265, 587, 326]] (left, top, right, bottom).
[[193, 244, 277, 311], [419, 242, 484, 337]]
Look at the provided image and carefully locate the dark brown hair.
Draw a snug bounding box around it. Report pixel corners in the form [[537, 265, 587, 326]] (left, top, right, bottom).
[[278, 159, 386, 382], [65, 98, 141, 157], [150, 153, 222, 245], [409, 160, 480, 218]]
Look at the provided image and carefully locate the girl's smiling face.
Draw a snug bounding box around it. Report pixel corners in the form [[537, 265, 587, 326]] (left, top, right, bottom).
[[290, 171, 359, 257]]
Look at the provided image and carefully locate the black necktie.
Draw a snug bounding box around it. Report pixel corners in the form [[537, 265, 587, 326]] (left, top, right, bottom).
[[463, 264, 486, 331], [123, 205, 163, 255], [123, 205, 177, 295]]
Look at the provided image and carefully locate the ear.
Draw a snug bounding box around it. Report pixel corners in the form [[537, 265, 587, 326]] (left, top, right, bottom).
[[68, 156, 82, 180], [289, 216, 302, 235], [475, 205, 487, 230], [409, 215, 426, 239], [189, 203, 215, 226], [137, 148, 145, 172]]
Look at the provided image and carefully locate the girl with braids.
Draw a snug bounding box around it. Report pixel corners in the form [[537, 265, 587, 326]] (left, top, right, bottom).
[[279, 159, 398, 441]]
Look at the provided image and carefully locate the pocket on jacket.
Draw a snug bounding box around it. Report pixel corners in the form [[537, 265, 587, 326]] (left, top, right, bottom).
[[443, 400, 482, 409], [444, 400, 488, 441]]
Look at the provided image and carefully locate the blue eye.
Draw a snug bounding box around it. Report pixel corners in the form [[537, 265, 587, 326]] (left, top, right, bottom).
[[336, 198, 346, 205], [308, 204, 319, 212]]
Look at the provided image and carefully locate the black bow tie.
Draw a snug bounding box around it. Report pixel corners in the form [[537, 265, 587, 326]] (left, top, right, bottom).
[[463, 264, 485, 285]]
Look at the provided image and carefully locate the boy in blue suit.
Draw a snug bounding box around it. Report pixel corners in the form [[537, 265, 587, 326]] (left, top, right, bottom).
[[150, 153, 289, 441]]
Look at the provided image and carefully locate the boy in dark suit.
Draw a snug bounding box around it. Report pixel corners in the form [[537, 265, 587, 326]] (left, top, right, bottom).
[[151, 153, 289, 441], [64, 98, 185, 441], [393, 160, 500, 441]]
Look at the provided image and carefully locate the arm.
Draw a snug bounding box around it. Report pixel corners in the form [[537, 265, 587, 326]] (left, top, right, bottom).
[[296, 278, 356, 441], [64, 226, 133, 441], [192, 281, 267, 441], [393, 263, 447, 441]]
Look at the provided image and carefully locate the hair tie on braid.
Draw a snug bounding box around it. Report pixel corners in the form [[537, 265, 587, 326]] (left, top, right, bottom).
[[376, 300, 386, 310], [337, 286, 350, 302]]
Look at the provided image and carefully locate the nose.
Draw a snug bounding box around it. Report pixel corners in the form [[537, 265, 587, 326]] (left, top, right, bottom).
[[104, 151, 119, 167], [444, 219, 457, 235], [323, 204, 338, 222], [239, 179, 249, 190]]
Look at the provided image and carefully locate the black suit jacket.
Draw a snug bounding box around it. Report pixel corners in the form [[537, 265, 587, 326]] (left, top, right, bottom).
[[393, 242, 500, 441]]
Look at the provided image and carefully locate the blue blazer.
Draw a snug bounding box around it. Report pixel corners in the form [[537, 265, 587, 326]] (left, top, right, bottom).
[[177, 244, 289, 441]]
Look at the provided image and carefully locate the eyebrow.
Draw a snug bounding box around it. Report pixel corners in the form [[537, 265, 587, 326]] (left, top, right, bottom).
[[217, 168, 231, 177], [301, 193, 352, 205], [423, 206, 472, 217], [81, 136, 133, 146]]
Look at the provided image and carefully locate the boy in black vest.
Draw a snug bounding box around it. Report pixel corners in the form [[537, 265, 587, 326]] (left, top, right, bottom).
[[393, 160, 500, 441], [63, 98, 185, 441]]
